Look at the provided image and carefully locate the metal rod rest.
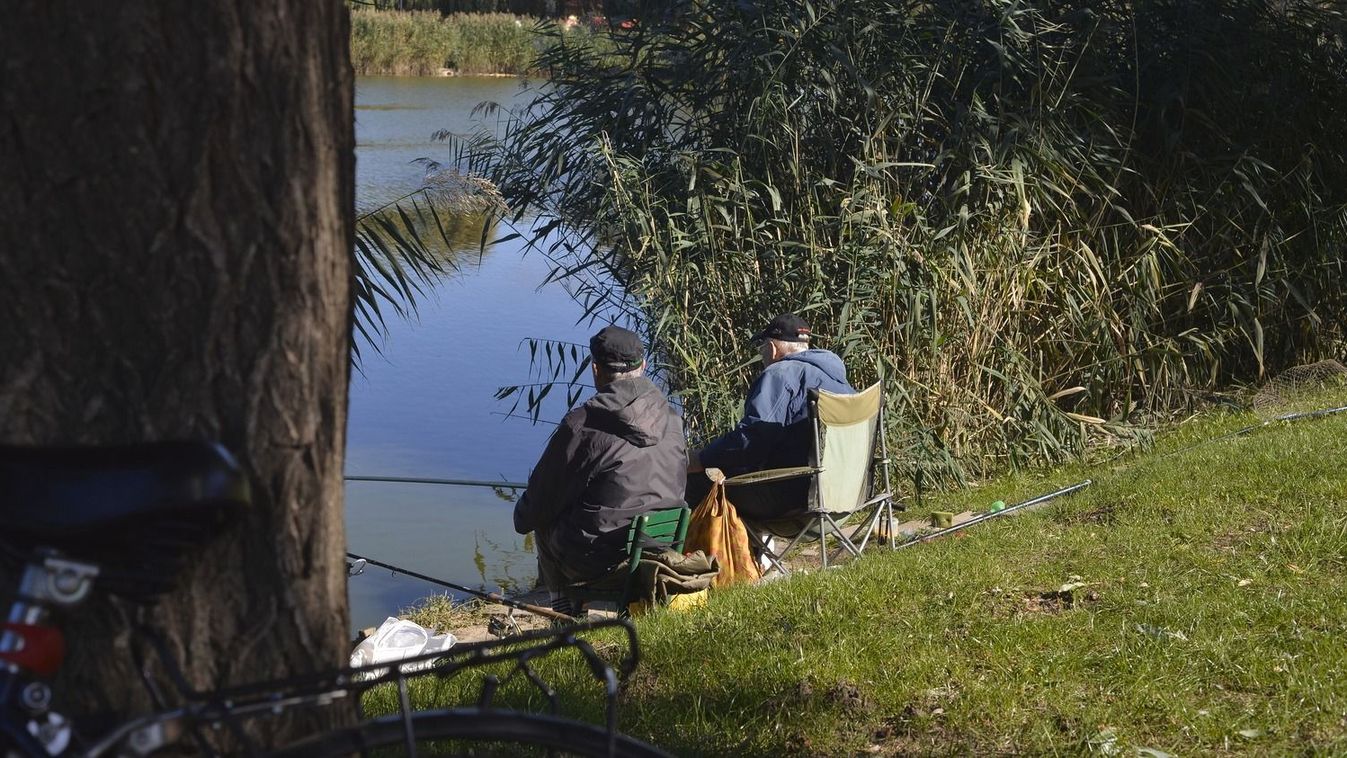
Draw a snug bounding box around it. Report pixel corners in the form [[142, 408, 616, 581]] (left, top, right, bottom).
[[895, 479, 1093, 550]]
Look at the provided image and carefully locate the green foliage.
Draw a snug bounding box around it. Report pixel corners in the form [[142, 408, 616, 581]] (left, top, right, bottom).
[[351, 165, 505, 362], [470, 0, 1347, 483], [353, 0, 598, 14], [349, 9, 608, 75]]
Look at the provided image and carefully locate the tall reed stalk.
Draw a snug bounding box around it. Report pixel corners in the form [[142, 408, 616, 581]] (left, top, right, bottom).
[[466, 0, 1347, 484]]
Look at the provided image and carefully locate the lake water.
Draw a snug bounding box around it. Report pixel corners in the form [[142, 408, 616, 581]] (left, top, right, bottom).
[[346, 76, 595, 630]]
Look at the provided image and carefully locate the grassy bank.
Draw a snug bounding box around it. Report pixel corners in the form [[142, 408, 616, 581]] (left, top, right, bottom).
[[389, 406, 1347, 755], [350, 9, 604, 76]]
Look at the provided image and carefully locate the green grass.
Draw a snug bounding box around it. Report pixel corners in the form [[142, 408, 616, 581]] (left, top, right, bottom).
[[375, 408, 1347, 755]]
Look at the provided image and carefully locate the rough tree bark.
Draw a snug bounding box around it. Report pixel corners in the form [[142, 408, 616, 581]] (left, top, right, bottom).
[[0, 0, 354, 741]]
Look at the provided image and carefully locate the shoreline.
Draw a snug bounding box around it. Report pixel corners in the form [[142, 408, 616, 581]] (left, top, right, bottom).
[[350, 8, 605, 79]]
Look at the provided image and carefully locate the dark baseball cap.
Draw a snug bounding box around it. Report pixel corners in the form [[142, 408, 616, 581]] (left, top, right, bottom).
[[751, 312, 812, 343], [589, 325, 645, 371]]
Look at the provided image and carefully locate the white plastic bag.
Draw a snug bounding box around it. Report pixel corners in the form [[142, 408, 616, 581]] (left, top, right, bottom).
[[350, 616, 456, 674]]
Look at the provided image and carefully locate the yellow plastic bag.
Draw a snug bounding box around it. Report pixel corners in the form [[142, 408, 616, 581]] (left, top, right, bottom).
[[627, 588, 708, 617], [684, 470, 761, 588]]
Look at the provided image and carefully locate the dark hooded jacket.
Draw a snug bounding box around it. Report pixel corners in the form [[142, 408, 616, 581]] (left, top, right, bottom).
[[698, 349, 854, 476], [513, 375, 686, 579]]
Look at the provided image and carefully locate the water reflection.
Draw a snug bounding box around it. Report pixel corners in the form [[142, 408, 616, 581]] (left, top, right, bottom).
[[358, 204, 501, 275], [346, 76, 595, 631]]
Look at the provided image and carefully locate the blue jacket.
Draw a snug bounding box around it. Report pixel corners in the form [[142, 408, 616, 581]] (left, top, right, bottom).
[[699, 349, 854, 476]]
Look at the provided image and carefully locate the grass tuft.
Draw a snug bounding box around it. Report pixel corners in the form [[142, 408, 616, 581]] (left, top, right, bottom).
[[369, 409, 1347, 755]]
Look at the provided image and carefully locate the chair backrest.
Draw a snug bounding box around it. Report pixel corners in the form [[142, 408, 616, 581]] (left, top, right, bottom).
[[624, 506, 691, 569], [812, 382, 883, 514]]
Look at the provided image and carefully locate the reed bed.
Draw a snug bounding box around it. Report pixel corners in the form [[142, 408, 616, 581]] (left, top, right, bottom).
[[350, 10, 547, 76], [471, 0, 1347, 484]]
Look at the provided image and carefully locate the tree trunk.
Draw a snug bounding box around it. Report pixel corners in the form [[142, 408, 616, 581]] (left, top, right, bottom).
[[0, 0, 354, 743]]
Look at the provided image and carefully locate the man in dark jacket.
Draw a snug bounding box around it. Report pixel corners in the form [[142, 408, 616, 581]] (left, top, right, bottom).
[[687, 312, 855, 519], [514, 325, 686, 614]]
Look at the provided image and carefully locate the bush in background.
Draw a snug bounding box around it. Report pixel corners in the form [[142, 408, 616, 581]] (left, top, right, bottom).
[[351, 10, 567, 75], [474, 0, 1347, 484]]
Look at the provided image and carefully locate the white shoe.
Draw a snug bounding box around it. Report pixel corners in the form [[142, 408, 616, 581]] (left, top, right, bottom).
[[757, 538, 776, 573]]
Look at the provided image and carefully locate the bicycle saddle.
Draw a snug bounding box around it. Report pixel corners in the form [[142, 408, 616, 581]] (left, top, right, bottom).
[[0, 440, 249, 561]]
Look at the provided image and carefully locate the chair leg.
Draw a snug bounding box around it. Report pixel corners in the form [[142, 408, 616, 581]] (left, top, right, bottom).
[[852, 505, 881, 553], [772, 527, 813, 570], [824, 515, 864, 561], [754, 530, 791, 576], [886, 500, 896, 549], [847, 498, 896, 554], [819, 513, 828, 569]]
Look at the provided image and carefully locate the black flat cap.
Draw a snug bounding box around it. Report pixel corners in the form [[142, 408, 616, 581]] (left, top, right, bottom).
[[751, 312, 812, 343], [589, 325, 645, 371]]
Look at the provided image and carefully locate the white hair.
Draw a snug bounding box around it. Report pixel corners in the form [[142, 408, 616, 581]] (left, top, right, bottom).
[[772, 338, 809, 356]]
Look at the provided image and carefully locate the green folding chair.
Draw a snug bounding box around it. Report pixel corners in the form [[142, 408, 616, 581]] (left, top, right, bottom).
[[728, 382, 897, 574], [565, 506, 690, 616]]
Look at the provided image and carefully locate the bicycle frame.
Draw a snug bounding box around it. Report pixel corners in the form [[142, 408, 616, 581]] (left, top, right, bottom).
[[1, 549, 101, 755], [0, 436, 664, 757], [0, 540, 646, 757]]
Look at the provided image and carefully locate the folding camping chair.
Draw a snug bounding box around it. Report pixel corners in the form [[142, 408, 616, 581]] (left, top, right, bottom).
[[564, 506, 690, 616], [726, 382, 896, 574]]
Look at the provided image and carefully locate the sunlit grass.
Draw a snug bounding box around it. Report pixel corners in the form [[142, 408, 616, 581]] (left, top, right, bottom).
[[369, 409, 1347, 755], [632, 409, 1347, 755]]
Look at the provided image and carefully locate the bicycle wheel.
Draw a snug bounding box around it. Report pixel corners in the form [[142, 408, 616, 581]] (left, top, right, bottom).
[[270, 707, 674, 758]]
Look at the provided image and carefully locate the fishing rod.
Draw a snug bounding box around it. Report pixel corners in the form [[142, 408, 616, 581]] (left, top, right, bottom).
[[893, 401, 1346, 549], [894, 479, 1093, 550], [1157, 403, 1347, 460], [345, 475, 528, 489], [346, 551, 575, 623]]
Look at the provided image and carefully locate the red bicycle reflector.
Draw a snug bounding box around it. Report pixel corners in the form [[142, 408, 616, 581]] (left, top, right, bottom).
[[0, 622, 66, 677]]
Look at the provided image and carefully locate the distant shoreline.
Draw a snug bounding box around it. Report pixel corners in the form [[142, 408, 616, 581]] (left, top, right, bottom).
[[351, 8, 605, 78]]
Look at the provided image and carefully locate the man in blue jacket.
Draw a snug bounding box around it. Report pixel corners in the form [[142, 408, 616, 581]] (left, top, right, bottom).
[[687, 312, 854, 519]]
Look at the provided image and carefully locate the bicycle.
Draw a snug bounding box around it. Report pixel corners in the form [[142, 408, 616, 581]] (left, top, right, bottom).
[[0, 441, 672, 757]]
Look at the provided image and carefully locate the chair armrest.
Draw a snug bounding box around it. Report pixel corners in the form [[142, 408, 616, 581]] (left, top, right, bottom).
[[858, 491, 893, 508], [723, 466, 821, 486]]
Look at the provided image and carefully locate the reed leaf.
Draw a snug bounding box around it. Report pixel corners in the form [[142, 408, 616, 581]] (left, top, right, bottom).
[[459, 0, 1347, 483]]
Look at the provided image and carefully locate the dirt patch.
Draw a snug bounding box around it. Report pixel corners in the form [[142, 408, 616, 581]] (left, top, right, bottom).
[[826, 680, 871, 711], [1211, 520, 1285, 552], [782, 729, 820, 756], [390, 595, 560, 646], [619, 667, 661, 703], [764, 679, 817, 711], [1069, 502, 1119, 526], [870, 719, 953, 756], [764, 678, 875, 717], [983, 583, 1100, 618], [869, 687, 961, 755], [1021, 586, 1100, 614]]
